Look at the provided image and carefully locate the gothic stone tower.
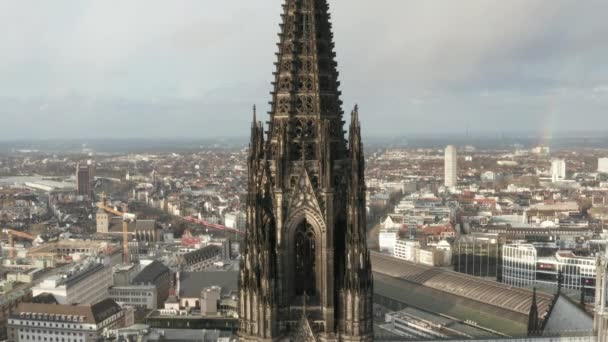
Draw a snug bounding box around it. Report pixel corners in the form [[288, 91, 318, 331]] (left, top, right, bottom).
[[238, 0, 373, 341]]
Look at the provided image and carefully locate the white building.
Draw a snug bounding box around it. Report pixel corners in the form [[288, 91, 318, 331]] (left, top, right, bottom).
[[502, 244, 539, 288], [444, 145, 457, 187], [436, 240, 453, 266], [532, 146, 551, 155], [96, 209, 109, 233], [7, 299, 125, 342], [394, 240, 420, 262], [201, 286, 221, 315], [596, 255, 608, 341], [379, 228, 399, 254], [224, 211, 246, 231], [503, 244, 598, 298], [32, 263, 112, 305], [598, 158, 608, 174], [481, 171, 497, 182], [109, 285, 157, 309], [417, 248, 437, 267], [551, 159, 566, 182]]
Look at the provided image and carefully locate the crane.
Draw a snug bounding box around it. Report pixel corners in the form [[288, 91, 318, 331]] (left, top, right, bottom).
[[97, 193, 136, 264], [2, 229, 37, 258], [181, 216, 244, 236]]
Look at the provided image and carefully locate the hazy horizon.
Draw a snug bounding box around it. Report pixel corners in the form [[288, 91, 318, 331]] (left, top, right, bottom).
[[1, 0, 608, 139]]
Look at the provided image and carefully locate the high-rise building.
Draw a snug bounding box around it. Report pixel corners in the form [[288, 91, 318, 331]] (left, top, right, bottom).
[[444, 145, 457, 187], [551, 159, 566, 182], [238, 0, 373, 340], [76, 162, 93, 198], [598, 158, 608, 174]]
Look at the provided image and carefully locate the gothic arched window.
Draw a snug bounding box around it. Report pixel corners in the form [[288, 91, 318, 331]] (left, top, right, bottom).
[[294, 220, 316, 296]]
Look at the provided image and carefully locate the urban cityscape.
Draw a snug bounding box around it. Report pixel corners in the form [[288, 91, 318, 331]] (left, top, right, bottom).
[[1, 1, 608, 342]]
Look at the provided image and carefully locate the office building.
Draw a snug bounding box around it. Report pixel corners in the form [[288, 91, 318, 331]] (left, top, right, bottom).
[[502, 244, 537, 288], [502, 243, 597, 300], [453, 234, 502, 279], [112, 264, 142, 287], [109, 285, 157, 310], [96, 209, 109, 233], [393, 239, 450, 267], [394, 239, 420, 262], [596, 255, 608, 341], [599, 158, 608, 174], [378, 228, 399, 254], [32, 263, 112, 305], [132, 261, 171, 308], [445, 145, 457, 187], [7, 299, 125, 342], [75, 163, 93, 198], [551, 159, 566, 182]]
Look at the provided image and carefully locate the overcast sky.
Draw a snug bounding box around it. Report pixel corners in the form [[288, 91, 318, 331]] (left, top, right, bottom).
[[1, 0, 608, 140]]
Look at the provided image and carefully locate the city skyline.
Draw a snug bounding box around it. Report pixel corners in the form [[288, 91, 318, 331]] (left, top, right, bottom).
[[1, 0, 608, 140], [1, 1, 608, 341]]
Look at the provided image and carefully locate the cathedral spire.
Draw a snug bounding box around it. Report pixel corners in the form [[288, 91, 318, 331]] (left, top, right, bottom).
[[239, 1, 373, 341], [268, 0, 347, 162], [528, 288, 539, 336]]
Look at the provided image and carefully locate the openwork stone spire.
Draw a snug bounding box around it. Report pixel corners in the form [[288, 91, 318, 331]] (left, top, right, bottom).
[[239, 1, 373, 341], [267, 0, 347, 163]]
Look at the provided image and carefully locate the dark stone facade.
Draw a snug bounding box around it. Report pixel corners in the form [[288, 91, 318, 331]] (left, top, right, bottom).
[[238, 0, 373, 341]]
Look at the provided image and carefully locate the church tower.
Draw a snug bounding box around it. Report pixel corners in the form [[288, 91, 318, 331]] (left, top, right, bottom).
[[238, 0, 373, 341]]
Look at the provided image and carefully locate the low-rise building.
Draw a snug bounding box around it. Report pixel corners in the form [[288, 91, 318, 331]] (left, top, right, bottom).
[[112, 264, 142, 287], [599, 157, 608, 174], [378, 228, 399, 254], [223, 211, 246, 231], [109, 285, 157, 310], [502, 243, 598, 301], [7, 299, 125, 342], [394, 240, 420, 262], [180, 245, 223, 272], [0, 288, 32, 340], [393, 239, 450, 267], [132, 261, 171, 308], [32, 263, 112, 305], [453, 233, 502, 279], [6, 268, 46, 284]]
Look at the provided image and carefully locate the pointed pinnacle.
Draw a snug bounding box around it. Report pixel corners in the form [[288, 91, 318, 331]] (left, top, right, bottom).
[[351, 105, 360, 126]]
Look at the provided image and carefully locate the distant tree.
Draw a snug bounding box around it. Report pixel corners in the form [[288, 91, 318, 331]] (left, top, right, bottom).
[[173, 222, 188, 238], [579, 199, 593, 217]]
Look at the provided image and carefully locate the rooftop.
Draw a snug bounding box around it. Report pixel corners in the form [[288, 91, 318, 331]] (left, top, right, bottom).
[[179, 271, 238, 298], [182, 245, 222, 265], [10, 298, 122, 325], [371, 252, 553, 317], [133, 260, 169, 285]]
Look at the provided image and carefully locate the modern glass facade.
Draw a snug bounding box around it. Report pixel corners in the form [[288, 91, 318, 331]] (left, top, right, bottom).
[[502, 243, 597, 301], [453, 235, 502, 280]]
